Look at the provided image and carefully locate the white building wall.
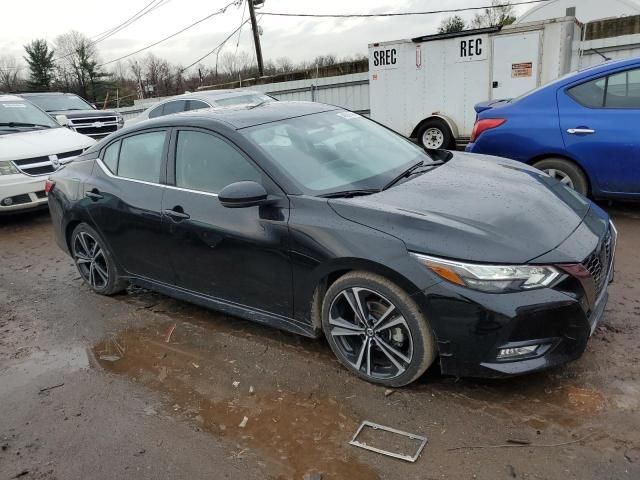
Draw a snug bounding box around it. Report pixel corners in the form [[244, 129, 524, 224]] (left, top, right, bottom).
[[518, 0, 640, 23]]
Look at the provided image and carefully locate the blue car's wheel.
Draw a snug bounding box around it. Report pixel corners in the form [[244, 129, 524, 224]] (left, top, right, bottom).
[[534, 158, 589, 196]]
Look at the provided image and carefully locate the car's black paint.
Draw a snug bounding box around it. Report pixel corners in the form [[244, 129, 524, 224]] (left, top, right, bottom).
[[49, 101, 612, 378]]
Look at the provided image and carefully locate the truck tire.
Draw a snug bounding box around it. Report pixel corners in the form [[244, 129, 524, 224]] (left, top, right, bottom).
[[533, 158, 589, 196], [322, 271, 437, 387], [417, 119, 452, 150]]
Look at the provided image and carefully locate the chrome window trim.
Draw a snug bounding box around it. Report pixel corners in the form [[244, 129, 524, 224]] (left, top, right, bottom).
[[96, 157, 161, 187], [96, 157, 220, 197]]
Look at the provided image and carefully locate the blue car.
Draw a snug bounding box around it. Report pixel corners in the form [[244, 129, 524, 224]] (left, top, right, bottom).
[[466, 57, 640, 199]]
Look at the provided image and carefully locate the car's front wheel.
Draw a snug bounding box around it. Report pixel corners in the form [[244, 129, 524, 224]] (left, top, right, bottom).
[[533, 158, 589, 196], [71, 223, 126, 295], [322, 271, 437, 387]]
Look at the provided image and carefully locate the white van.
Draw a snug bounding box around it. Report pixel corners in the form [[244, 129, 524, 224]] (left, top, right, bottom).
[[0, 95, 95, 214]]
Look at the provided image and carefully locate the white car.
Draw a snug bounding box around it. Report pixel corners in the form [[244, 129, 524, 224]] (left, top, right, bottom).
[[127, 89, 275, 126], [0, 95, 95, 214]]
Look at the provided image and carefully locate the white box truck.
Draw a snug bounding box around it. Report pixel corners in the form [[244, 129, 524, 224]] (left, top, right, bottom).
[[368, 16, 582, 149]]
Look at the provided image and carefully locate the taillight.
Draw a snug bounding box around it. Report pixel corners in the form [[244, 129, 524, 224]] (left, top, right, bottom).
[[470, 118, 506, 142], [44, 179, 55, 195]]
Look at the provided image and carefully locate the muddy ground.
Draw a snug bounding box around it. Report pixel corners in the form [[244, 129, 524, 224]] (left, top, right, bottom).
[[1, 206, 639, 480]]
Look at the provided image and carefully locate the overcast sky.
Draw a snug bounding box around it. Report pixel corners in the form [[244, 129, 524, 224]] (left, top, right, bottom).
[[0, 0, 532, 73]]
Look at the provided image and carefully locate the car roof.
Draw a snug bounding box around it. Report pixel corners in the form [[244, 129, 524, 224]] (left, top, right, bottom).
[[19, 92, 78, 96], [568, 56, 640, 82], [180, 89, 267, 101], [130, 101, 340, 131]]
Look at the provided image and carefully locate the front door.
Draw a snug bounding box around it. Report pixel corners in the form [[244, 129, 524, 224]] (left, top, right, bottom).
[[84, 129, 173, 282], [491, 32, 540, 99], [558, 66, 640, 195], [161, 128, 293, 318]]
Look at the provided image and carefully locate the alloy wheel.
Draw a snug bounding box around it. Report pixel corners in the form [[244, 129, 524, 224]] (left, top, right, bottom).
[[73, 231, 109, 290], [544, 168, 575, 189], [422, 127, 445, 149], [328, 287, 414, 380]]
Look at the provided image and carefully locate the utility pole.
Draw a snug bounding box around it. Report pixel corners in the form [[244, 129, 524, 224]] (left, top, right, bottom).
[[248, 0, 264, 76]]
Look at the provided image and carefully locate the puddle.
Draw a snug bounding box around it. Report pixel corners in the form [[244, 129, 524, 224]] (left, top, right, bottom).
[[430, 377, 606, 431], [93, 322, 379, 479]]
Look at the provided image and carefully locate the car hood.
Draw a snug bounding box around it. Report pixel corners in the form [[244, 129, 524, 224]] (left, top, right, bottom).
[[329, 152, 592, 264], [0, 127, 96, 162], [48, 109, 118, 118]]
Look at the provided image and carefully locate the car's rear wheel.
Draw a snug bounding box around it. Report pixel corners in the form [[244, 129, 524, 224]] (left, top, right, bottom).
[[71, 223, 126, 295], [533, 158, 589, 196], [417, 119, 452, 150], [321, 271, 437, 387]]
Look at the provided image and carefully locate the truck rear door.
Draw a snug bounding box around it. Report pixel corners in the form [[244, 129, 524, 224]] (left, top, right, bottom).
[[491, 32, 541, 99]]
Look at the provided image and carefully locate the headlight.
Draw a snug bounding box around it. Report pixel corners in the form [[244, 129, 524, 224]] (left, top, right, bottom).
[[117, 115, 124, 126], [410, 252, 562, 293], [0, 162, 19, 176]]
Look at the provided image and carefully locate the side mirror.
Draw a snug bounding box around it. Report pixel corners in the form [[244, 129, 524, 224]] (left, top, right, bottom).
[[219, 181, 271, 208], [55, 114, 70, 126]]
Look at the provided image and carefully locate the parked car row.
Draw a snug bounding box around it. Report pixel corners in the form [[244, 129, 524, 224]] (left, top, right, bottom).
[[0, 88, 273, 214]]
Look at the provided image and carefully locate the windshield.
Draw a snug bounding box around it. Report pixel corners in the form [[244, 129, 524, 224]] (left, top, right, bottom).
[[0, 100, 59, 130], [24, 94, 92, 112], [215, 94, 273, 107], [243, 110, 434, 195]]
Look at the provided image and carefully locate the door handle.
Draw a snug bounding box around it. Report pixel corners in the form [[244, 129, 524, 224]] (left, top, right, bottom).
[[567, 128, 595, 135], [163, 208, 190, 221], [85, 189, 103, 200]]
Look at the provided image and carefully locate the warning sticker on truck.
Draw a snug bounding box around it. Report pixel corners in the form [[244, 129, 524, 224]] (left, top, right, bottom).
[[511, 62, 533, 78]]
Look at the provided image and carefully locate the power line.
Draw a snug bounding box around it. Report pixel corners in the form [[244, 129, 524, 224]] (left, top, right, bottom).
[[98, 0, 241, 67], [91, 0, 162, 43], [259, 0, 550, 18]]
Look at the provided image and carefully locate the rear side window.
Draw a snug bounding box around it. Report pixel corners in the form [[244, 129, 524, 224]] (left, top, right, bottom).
[[148, 105, 164, 119], [118, 131, 166, 183], [102, 141, 120, 173], [568, 68, 640, 108], [175, 130, 261, 194]]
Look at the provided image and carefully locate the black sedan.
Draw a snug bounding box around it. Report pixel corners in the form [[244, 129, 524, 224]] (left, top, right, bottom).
[[47, 101, 616, 386]]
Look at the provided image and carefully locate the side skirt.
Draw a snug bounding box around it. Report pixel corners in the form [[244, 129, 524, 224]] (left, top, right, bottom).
[[129, 276, 320, 339]]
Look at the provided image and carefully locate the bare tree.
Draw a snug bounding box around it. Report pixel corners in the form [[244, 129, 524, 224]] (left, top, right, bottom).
[[0, 55, 24, 92], [275, 57, 295, 73], [471, 0, 517, 28]]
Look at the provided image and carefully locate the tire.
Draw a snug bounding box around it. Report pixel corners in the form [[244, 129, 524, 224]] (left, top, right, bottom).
[[321, 271, 437, 387], [417, 119, 452, 150], [533, 158, 589, 196], [71, 223, 127, 296]]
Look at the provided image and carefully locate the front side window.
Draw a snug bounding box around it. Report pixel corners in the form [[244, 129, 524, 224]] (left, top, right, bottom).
[[117, 131, 166, 183], [243, 110, 432, 195], [568, 68, 640, 108], [175, 130, 261, 194]]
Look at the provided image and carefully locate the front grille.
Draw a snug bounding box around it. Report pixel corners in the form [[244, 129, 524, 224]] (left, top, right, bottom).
[[11, 149, 84, 176], [582, 229, 613, 300], [35, 190, 47, 199], [69, 116, 119, 138]]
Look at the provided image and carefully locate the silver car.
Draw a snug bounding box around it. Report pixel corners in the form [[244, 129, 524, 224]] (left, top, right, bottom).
[[127, 89, 275, 126]]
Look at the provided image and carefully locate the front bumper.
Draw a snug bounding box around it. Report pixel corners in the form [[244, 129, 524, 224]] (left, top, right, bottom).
[[417, 258, 614, 379], [0, 174, 48, 214]]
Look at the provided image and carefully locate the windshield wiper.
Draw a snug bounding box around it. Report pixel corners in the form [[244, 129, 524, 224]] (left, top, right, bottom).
[[0, 122, 51, 129], [382, 160, 445, 190], [247, 100, 271, 110], [319, 188, 381, 199]]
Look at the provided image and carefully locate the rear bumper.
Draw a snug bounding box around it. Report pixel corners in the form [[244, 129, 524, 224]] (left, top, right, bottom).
[[0, 174, 48, 213]]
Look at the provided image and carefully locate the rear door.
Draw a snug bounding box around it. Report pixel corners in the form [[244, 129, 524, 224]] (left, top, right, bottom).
[[558, 67, 640, 195], [161, 128, 293, 317], [491, 32, 541, 99], [85, 129, 173, 281]]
